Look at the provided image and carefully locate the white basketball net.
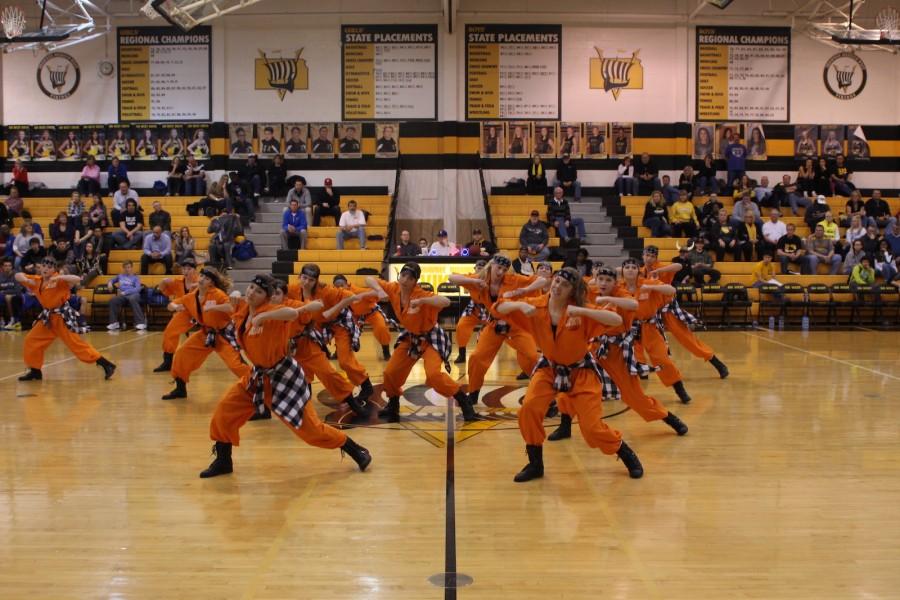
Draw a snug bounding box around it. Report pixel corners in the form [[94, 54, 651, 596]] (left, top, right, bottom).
[[1, 6, 26, 39], [876, 7, 900, 40]]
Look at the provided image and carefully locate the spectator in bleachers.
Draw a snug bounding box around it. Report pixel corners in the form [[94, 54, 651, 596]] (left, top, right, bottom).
[[107, 157, 129, 196], [736, 211, 763, 262], [265, 154, 288, 199], [678, 165, 695, 200], [829, 154, 855, 197], [754, 176, 775, 209], [112, 199, 144, 249], [571, 248, 593, 278], [141, 225, 173, 275], [48, 237, 74, 266], [88, 194, 109, 229], [875, 239, 897, 283], [148, 201, 172, 232], [0, 197, 10, 229], [519, 210, 550, 261], [281, 197, 309, 250], [418, 237, 429, 253], [845, 215, 867, 249], [429, 229, 453, 256], [0, 224, 11, 255], [761, 209, 787, 257], [77, 156, 101, 197], [818, 210, 845, 257], [842, 239, 868, 276], [183, 156, 207, 196], [73, 216, 94, 255], [50, 212, 76, 247], [671, 245, 693, 285], [686, 238, 721, 286], [394, 230, 421, 257], [226, 171, 254, 225], [239, 153, 264, 204], [724, 132, 747, 191], [166, 157, 185, 196], [313, 177, 341, 226], [0, 257, 22, 329], [751, 250, 782, 295], [642, 191, 672, 238], [526, 156, 548, 195], [285, 177, 312, 222], [614, 155, 636, 197], [804, 195, 830, 232], [174, 226, 195, 265], [20, 237, 47, 274], [841, 190, 874, 229], [885, 219, 900, 255], [4, 160, 29, 199], [13, 224, 41, 270], [552, 154, 581, 202], [849, 255, 876, 290], [73, 240, 106, 287], [107, 260, 147, 331], [772, 174, 809, 216], [547, 186, 586, 244], [865, 190, 891, 230], [512, 246, 534, 276], [67, 191, 85, 219], [19, 210, 43, 239], [805, 224, 842, 274], [669, 191, 700, 239], [3, 187, 23, 222], [196, 174, 227, 216], [699, 193, 724, 231], [695, 154, 718, 194], [660, 175, 679, 205], [336, 199, 367, 250], [860, 224, 882, 260], [776, 223, 805, 274], [731, 174, 754, 200], [112, 181, 140, 226], [208, 209, 241, 271], [813, 158, 832, 197], [796, 158, 817, 200], [464, 227, 497, 257], [730, 191, 762, 229], [636, 152, 660, 195]]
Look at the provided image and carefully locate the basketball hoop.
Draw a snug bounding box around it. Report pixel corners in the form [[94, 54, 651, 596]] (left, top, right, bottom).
[[876, 7, 899, 41], [1, 6, 27, 40]]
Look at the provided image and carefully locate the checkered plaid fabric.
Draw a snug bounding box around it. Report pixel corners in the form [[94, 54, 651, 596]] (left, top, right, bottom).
[[328, 307, 362, 351], [291, 322, 333, 355], [200, 322, 243, 353], [659, 299, 699, 326], [461, 300, 490, 323], [361, 304, 400, 330], [246, 355, 311, 428], [531, 353, 615, 398], [632, 315, 668, 346], [593, 329, 659, 378], [36, 304, 89, 334], [395, 325, 453, 373]]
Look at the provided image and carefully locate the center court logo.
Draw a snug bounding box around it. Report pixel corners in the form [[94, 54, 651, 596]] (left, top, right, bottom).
[[590, 48, 643, 101], [255, 48, 309, 101]]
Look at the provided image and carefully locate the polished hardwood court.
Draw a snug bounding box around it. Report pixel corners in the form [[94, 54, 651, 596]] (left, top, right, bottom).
[[0, 328, 898, 599]]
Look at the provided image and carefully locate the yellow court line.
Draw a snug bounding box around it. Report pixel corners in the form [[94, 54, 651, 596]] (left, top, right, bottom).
[[744, 332, 900, 382]]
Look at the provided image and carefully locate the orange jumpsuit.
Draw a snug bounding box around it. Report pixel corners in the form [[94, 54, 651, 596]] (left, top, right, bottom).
[[628, 278, 682, 387], [380, 281, 461, 398], [346, 282, 391, 347], [454, 269, 488, 348], [640, 262, 714, 360], [463, 273, 540, 392], [21, 274, 102, 369], [170, 287, 251, 383], [208, 302, 346, 448], [159, 274, 199, 355], [497, 295, 623, 454], [288, 282, 370, 386]]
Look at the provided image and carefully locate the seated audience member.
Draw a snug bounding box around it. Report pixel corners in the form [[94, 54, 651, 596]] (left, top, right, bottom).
[[141, 225, 173, 275], [845, 215, 867, 248], [464, 227, 497, 257], [796, 158, 817, 200], [751, 250, 782, 295], [183, 156, 207, 196], [226, 171, 254, 224], [265, 154, 288, 199], [829, 154, 855, 197], [804, 195, 831, 232], [208, 209, 242, 271], [805, 224, 842, 275], [281, 197, 308, 250], [336, 199, 367, 250], [761, 209, 787, 257], [5, 160, 29, 198], [112, 199, 144, 249], [107, 260, 147, 331], [813, 157, 832, 197], [429, 230, 453, 256], [394, 230, 421, 257], [730, 192, 762, 229], [841, 190, 874, 229], [77, 156, 102, 197], [849, 255, 876, 290], [669, 191, 699, 238], [817, 210, 845, 257], [695, 154, 718, 194], [148, 201, 172, 232], [239, 153, 264, 203], [699, 193, 724, 231], [173, 226, 195, 265], [166, 157, 185, 196], [67, 191, 86, 219], [678, 165, 695, 199], [736, 211, 763, 262], [724, 132, 747, 190], [286, 177, 312, 222], [874, 239, 897, 283], [547, 186, 586, 244], [0, 224, 11, 255], [731, 175, 754, 201], [20, 237, 47, 274], [709, 208, 739, 261], [860, 224, 882, 260], [512, 246, 535, 276], [519, 210, 550, 261], [198, 174, 228, 215], [755, 176, 775, 209], [107, 157, 129, 195], [865, 190, 891, 229], [49, 238, 74, 265], [74, 240, 107, 287], [776, 223, 805, 275], [636, 152, 660, 195], [571, 248, 593, 277], [671, 245, 694, 285], [112, 181, 140, 226], [526, 156, 548, 195], [20, 210, 44, 239], [772, 174, 810, 216], [686, 237, 721, 286], [842, 239, 868, 275], [615, 155, 636, 197], [3, 187, 24, 221], [642, 191, 671, 237], [552, 154, 581, 202], [49, 212, 76, 247], [13, 223, 41, 270], [418, 237, 429, 254], [660, 175, 679, 205], [0, 257, 23, 329], [885, 219, 900, 255], [88, 195, 109, 229], [314, 177, 342, 226]]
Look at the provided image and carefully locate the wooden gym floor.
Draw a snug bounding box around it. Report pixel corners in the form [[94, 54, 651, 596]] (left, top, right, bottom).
[[0, 328, 898, 599]]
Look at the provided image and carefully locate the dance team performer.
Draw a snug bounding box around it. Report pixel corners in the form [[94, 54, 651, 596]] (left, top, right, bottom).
[[453, 259, 489, 365], [640, 246, 729, 379], [153, 259, 200, 373], [494, 267, 644, 481], [366, 262, 482, 423], [17, 257, 117, 381], [199, 274, 371, 478], [331, 273, 394, 360]]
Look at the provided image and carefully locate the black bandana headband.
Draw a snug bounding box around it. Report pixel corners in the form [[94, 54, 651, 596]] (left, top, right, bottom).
[[251, 275, 274, 296], [596, 266, 617, 278], [554, 269, 578, 284], [491, 255, 512, 268], [301, 265, 320, 279], [622, 258, 641, 268]]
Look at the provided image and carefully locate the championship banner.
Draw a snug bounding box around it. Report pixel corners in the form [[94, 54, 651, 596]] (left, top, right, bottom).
[[696, 26, 790, 123], [341, 24, 438, 121], [117, 26, 212, 122], [465, 24, 561, 120]]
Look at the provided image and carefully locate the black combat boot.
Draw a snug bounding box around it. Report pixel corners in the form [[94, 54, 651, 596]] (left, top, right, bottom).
[[378, 396, 400, 422], [357, 378, 374, 401], [513, 445, 544, 482], [547, 413, 572, 441], [199, 442, 233, 478], [673, 380, 692, 404], [455, 391, 484, 422], [616, 441, 644, 479], [381, 344, 391, 360], [709, 355, 729, 379], [454, 347, 467, 364], [662, 412, 689, 436], [162, 378, 187, 400], [96, 357, 116, 380], [153, 352, 173, 372], [345, 394, 371, 419], [18, 368, 42, 381], [341, 437, 372, 471]]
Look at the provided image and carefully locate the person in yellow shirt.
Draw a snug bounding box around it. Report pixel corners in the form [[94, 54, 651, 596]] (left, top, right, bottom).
[[751, 250, 783, 300], [668, 190, 699, 238], [816, 210, 845, 256]]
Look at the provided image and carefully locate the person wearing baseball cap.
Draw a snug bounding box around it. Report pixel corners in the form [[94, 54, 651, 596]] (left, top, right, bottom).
[[313, 177, 341, 226], [463, 227, 498, 257], [520, 210, 550, 261], [429, 230, 453, 257]]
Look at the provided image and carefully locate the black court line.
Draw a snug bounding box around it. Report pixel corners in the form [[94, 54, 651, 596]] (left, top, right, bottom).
[[443, 401, 458, 599]]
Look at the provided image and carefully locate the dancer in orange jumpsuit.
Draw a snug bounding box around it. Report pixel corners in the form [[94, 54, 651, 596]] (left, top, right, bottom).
[[199, 274, 371, 478], [452, 259, 489, 364], [287, 265, 373, 418], [153, 258, 200, 372], [622, 256, 695, 404], [366, 262, 482, 423], [161, 267, 250, 399], [548, 263, 689, 441], [17, 256, 116, 381], [640, 245, 729, 378], [494, 267, 644, 481], [448, 254, 549, 407], [332, 274, 394, 360]]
